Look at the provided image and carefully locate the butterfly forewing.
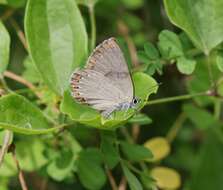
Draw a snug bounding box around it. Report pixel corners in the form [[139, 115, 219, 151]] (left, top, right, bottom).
[[86, 38, 134, 102]]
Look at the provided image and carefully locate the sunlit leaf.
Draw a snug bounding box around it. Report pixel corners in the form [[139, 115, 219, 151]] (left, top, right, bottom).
[[25, 0, 88, 95], [176, 56, 196, 74], [164, 0, 223, 54], [0, 94, 61, 134], [128, 113, 152, 125]]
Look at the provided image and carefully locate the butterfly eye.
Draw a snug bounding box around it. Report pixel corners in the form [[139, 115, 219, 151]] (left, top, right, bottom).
[[133, 97, 138, 105]]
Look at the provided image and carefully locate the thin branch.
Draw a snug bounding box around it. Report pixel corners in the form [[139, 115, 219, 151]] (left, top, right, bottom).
[[146, 91, 210, 106], [11, 145, 28, 190], [118, 176, 127, 190], [106, 168, 118, 190], [0, 130, 13, 167], [3, 71, 42, 98], [166, 113, 186, 143], [9, 18, 28, 51]]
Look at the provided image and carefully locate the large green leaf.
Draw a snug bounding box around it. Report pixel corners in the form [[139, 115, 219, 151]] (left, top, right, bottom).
[[164, 0, 223, 54], [60, 72, 158, 129], [0, 94, 61, 134], [25, 0, 88, 95], [0, 22, 10, 74], [190, 130, 223, 190]]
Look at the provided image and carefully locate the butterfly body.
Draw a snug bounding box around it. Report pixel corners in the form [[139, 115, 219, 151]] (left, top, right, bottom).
[[70, 37, 139, 118]]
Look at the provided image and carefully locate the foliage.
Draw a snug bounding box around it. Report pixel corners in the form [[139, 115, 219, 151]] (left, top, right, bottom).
[[0, 0, 223, 190]]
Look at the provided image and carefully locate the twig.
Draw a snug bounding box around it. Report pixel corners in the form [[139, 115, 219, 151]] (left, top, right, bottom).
[[106, 168, 118, 190], [0, 130, 13, 167], [0, 9, 15, 21], [9, 18, 28, 51], [89, 4, 96, 51], [3, 71, 42, 98], [118, 176, 127, 190], [11, 144, 28, 190]]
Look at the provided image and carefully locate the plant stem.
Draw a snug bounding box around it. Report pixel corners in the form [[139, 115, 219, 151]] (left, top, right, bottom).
[[166, 113, 186, 143], [146, 91, 209, 106], [205, 55, 215, 88], [0, 130, 13, 168], [0, 75, 11, 93], [89, 5, 96, 51], [214, 99, 221, 120]]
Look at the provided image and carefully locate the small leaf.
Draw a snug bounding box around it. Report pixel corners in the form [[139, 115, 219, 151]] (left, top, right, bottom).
[[176, 56, 196, 74], [158, 30, 183, 59], [100, 131, 120, 169], [0, 94, 61, 135], [144, 137, 170, 162], [122, 162, 143, 190], [0, 153, 17, 177], [16, 138, 48, 171], [47, 148, 74, 181], [216, 52, 223, 72], [151, 167, 181, 189], [0, 21, 10, 74], [138, 51, 149, 63], [144, 42, 159, 60], [183, 104, 218, 129], [77, 149, 106, 190], [128, 113, 152, 125], [25, 0, 88, 95], [120, 141, 153, 161]]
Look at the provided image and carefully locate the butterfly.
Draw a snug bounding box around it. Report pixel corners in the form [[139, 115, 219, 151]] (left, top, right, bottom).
[[70, 37, 140, 118]]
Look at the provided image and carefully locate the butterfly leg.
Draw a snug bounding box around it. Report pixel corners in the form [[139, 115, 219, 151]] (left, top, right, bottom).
[[101, 107, 116, 119]]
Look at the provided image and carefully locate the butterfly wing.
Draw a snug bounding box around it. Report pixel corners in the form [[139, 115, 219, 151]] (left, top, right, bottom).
[[70, 69, 126, 112], [86, 38, 134, 102]]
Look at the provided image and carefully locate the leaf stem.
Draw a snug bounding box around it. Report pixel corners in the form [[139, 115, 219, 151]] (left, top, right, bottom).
[[89, 5, 96, 51], [0, 130, 13, 168], [0, 75, 11, 93], [146, 91, 209, 106], [214, 99, 221, 120]]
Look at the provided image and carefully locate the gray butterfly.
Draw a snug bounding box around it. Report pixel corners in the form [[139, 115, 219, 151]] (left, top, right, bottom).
[[70, 37, 140, 118]]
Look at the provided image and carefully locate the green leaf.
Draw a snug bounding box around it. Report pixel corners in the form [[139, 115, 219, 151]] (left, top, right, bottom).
[[122, 162, 143, 190], [120, 0, 143, 9], [191, 130, 223, 190], [25, 0, 88, 95], [138, 51, 149, 63], [164, 0, 223, 54], [0, 0, 27, 7], [100, 131, 120, 169], [0, 153, 17, 177], [16, 138, 48, 171], [0, 22, 10, 74], [158, 30, 183, 59], [77, 149, 106, 190], [47, 148, 75, 181], [0, 94, 61, 135], [176, 56, 196, 74], [183, 104, 218, 129], [216, 52, 223, 72], [120, 141, 153, 161], [22, 56, 42, 83], [128, 113, 152, 125], [60, 72, 158, 129], [144, 42, 159, 60]]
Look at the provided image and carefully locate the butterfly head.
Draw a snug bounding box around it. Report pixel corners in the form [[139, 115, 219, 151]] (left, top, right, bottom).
[[130, 97, 141, 108]]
